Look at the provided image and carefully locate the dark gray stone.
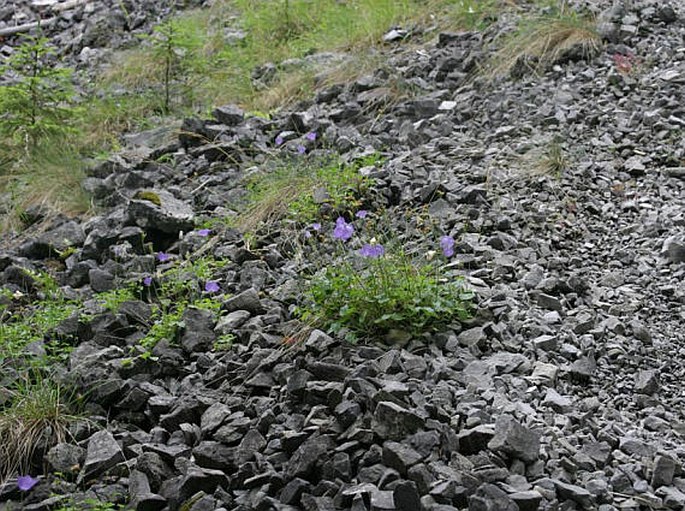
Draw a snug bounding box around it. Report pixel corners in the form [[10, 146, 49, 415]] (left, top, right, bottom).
[[89, 268, 115, 292], [127, 189, 195, 234], [382, 441, 423, 476], [487, 416, 540, 462], [468, 483, 518, 511], [651, 455, 676, 488], [213, 104, 245, 125], [46, 443, 86, 475], [286, 435, 335, 479], [635, 369, 659, 395], [372, 401, 425, 441], [221, 288, 265, 314], [179, 307, 216, 354], [77, 430, 125, 484]]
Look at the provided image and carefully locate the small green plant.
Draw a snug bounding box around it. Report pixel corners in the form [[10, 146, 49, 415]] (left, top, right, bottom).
[[94, 284, 141, 313], [213, 333, 235, 351], [0, 371, 79, 479], [55, 497, 122, 511], [0, 272, 82, 362], [538, 140, 567, 177], [297, 215, 472, 343], [240, 155, 376, 232], [0, 35, 78, 149], [138, 255, 226, 349]]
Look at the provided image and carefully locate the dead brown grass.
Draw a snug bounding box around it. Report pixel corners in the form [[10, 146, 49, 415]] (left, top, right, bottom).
[[482, 10, 601, 79]]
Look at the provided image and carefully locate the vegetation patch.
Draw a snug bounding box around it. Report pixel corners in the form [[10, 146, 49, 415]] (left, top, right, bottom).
[[0, 270, 80, 363], [297, 212, 473, 343], [482, 4, 601, 79], [0, 371, 79, 480], [238, 153, 378, 233]]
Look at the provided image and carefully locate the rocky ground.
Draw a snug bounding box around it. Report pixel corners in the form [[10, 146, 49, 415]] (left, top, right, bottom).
[[0, 0, 203, 69], [2, 0, 685, 510]]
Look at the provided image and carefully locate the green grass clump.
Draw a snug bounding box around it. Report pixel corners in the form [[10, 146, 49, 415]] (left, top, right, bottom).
[[0, 143, 90, 234], [0, 371, 79, 480], [55, 500, 121, 511], [297, 213, 472, 343], [239, 155, 377, 232]]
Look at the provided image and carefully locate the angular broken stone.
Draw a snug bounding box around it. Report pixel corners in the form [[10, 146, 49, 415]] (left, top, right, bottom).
[[77, 430, 125, 484], [487, 416, 540, 462], [127, 189, 195, 234]]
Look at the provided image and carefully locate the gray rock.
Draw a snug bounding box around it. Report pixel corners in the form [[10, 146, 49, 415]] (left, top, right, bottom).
[[662, 236, 685, 263], [179, 307, 216, 354], [192, 441, 236, 470], [286, 434, 335, 479], [127, 189, 195, 234], [213, 104, 244, 125], [372, 401, 426, 441], [136, 452, 175, 492], [128, 470, 167, 511], [382, 441, 423, 476], [542, 388, 573, 413], [651, 455, 676, 488], [553, 480, 594, 508], [488, 415, 540, 462], [656, 486, 685, 509], [221, 288, 265, 314], [46, 443, 86, 475], [77, 430, 125, 484], [393, 481, 422, 511], [18, 220, 85, 259], [178, 465, 230, 503], [458, 425, 496, 455], [468, 483, 518, 511], [510, 490, 542, 511], [89, 268, 115, 292], [635, 369, 659, 395]]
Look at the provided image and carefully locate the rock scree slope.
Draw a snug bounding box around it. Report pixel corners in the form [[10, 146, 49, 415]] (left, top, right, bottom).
[[2, 0, 685, 510]]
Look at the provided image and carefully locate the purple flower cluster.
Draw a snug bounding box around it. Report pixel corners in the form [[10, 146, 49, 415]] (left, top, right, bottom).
[[204, 281, 220, 293], [440, 236, 455, 258], [333, 217, 354, 241], [17, 475, 38, 491], [274, 131, 317, 153], [358, 244, 385, 258]]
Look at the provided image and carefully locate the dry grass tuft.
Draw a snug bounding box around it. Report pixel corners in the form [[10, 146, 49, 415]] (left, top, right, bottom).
[[237, 172, 316, 233], [0, 144, 91, 234], [482, 8, 601, 79], [520, 140, 568, 178]]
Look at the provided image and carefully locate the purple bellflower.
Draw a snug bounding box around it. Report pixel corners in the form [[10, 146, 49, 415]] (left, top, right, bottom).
[[333, 217, 354, 242], [17, 475, 39, 491], [440, 236, 455, 258], [204, 281, 220, 293], [359, 244, 385, 258]]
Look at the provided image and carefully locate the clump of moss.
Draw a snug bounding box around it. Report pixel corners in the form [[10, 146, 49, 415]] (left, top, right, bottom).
[[133, 190, 162, 206]]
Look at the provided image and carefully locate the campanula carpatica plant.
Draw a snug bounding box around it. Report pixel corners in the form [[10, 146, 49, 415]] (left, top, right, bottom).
[[298, 211, 472, 343]]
